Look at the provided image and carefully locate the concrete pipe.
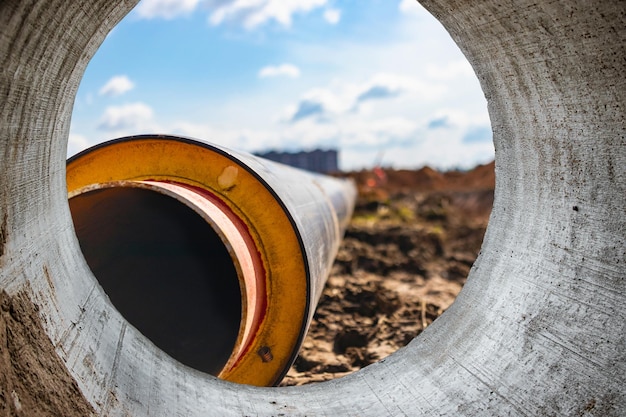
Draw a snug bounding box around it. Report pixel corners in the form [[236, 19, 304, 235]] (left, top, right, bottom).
[[0, 0, 624, 416], [66, 135, 356, 386]]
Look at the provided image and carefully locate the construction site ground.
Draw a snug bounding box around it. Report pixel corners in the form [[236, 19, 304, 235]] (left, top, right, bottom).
[[281, 161, 495, 386]]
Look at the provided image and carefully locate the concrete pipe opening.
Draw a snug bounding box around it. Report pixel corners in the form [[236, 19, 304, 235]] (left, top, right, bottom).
[[69, 184, 242, 376]]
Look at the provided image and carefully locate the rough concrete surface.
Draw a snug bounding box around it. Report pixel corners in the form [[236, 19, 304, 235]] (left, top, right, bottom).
[[0, 0, 624, 416]]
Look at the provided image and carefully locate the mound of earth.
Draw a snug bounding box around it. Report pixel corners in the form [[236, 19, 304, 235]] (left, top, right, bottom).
[[0, 290, 96, 415], [280, 161, 494, 386]]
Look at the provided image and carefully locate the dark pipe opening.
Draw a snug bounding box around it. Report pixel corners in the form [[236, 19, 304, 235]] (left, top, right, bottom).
[[69, 186, 241, 375]]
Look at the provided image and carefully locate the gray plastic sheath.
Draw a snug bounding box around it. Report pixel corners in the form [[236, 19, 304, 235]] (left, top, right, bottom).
[[0, 0, 624, 416], [227, 142, 356, 306]]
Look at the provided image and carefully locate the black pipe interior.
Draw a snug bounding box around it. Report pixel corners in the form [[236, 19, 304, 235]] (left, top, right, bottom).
[[69, 187, 241, 375]]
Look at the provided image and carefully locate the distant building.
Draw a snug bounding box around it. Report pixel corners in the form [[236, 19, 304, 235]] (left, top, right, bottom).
[[255, 149, 339, 174]]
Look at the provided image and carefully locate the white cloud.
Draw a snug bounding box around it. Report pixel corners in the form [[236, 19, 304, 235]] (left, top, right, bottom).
[[285, 73, 444, 122], [398, 0, 421, 14], [159, 112, 419, 159], [425, 60, 476, 80], [67, 133, 91, 156], [98, 102, 154, 131], [284, 87, 352, 122], [209, 0, 327, 29], [323, 8, 341, 24], [360, 73, 442, 101], [166, 110, 493, 171], [258, 64, 301, 78], [135, 0, 200, 19], [327, 117, 418, 150], [172, 122, 283, 153], [99, 75, 135, 97]]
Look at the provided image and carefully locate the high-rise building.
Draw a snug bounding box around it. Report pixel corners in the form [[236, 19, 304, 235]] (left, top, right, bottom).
[[255, 149, 339, 174]]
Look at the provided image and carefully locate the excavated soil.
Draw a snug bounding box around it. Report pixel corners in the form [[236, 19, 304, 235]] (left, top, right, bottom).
[[280, 161, 494, 386], [0, 290, 95, 416]]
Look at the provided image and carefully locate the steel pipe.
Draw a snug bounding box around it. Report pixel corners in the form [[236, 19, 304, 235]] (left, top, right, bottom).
[[0, 0, 624, 416], [66, 135, 356, 386]]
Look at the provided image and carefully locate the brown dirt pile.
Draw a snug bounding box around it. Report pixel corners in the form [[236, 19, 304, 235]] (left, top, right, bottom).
[[0, 290, 95, 416], [281, 161, 494, 386]]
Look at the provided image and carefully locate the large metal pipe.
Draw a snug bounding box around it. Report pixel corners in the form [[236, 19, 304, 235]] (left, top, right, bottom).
[[66, 135, 356, 386]]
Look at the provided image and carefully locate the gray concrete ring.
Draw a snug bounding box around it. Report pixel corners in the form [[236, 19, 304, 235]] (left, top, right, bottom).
[[0, 0, 624, 415]]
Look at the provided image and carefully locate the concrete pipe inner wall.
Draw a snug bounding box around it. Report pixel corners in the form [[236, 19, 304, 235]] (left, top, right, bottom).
[[69, 186, 242, 376], [0, 0, 624, 416]]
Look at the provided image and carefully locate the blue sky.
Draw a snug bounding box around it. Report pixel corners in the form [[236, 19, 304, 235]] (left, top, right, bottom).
[[69, 0, 494, 171]]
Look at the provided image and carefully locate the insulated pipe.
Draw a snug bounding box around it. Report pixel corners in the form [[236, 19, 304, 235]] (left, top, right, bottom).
[[66, 135, 356, 386], [0, 0, 624, 416]]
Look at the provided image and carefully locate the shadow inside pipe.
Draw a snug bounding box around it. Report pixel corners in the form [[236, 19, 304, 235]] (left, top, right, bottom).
[[69, 187, 241, 375]]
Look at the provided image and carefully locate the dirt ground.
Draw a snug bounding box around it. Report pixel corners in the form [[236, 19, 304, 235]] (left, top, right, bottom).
[[280, 161, 495, 386], [0, 289, 95, 416]]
